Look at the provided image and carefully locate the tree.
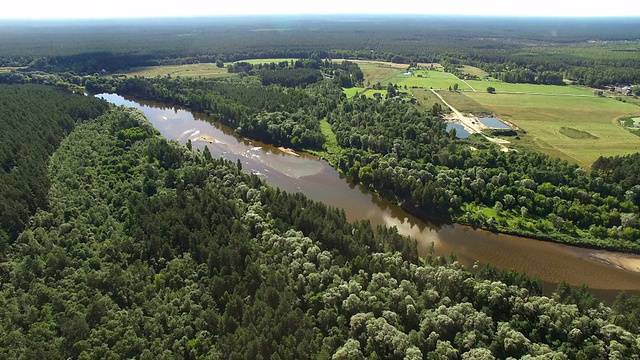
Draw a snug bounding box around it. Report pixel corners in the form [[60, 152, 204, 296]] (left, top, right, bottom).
[[486, 87, 496, 94], [216, 59, 224, 68], [453, 83, 459, 91]]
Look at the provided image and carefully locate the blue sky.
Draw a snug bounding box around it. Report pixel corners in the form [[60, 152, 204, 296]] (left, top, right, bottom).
[[2, 0, 639, 19]]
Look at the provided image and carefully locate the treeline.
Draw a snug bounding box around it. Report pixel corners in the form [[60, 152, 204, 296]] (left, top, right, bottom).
[[2, 105, 639, 358], [592, 153, 640, 189], [260, 68, 324, 87], [3, 16, 640, 87], [228, 58, 364, 88], [0, 85, 107, 249], [327, 96, 640, 252], [498, 68, 565, 85]]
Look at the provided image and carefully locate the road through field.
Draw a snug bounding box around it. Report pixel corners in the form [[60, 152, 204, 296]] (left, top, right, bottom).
[[459, 78, 476, 91]]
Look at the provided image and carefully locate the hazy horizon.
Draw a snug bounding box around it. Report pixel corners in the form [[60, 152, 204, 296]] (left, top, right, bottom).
[[2, 0, 640, 20]]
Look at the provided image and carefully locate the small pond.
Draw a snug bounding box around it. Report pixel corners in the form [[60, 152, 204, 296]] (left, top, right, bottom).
[[446, 123, 471, 138], [479, 117, 511, 129]]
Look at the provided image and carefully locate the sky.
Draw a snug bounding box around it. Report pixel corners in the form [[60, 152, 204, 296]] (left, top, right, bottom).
[[2, 0, 640, 19]]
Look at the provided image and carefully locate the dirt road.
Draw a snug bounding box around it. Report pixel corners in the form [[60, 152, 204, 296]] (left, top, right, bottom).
[[430, 89, 511, 151]]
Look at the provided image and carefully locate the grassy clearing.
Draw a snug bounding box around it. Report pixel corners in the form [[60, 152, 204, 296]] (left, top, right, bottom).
[[117, 63, 233, 78], [459, 65, 489, 77], [417, 62, 444, 71], [410, 88, 445, 112], [0, 67, 19, 73], [319, 119, 342, 155], [361, 89, 388, 99], [354, 62, 405, 85], [457, 92, 640, 167], [226, 58, 297, 65], [343, 87, 366, 99], [466, 80, 594, 95], [390, 70, 470, 90]]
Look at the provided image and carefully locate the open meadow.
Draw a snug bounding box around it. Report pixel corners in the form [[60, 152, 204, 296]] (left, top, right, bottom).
[[117, 63, 233, 78], [391, 69, 470, 90], [346, 61, 405, 85], [438, 91, 492, 114], [466, 80, 594, 95], [343, 87, 366, 98], [0, 67, 20, 73], [227, 58, 297, 65], [458, 65, 489, 77], [452, 91, 640, 167]]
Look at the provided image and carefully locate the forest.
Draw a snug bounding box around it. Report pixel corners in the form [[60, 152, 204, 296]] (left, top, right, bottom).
[[1, 16, 640, 87], [0, 85, 108, 249], [2, 15, 640, 358], [1, 86, 639, 358]]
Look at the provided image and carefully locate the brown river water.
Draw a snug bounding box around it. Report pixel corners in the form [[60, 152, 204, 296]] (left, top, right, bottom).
[[97, 93, 640, 302]]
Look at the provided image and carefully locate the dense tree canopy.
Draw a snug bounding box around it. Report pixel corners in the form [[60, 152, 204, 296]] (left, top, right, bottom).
[[1, 104, 639, 358], [0, 85, 107, 249]]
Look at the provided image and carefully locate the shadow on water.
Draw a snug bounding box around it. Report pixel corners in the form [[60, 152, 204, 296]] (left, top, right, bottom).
[[97, 93, 640, 303]]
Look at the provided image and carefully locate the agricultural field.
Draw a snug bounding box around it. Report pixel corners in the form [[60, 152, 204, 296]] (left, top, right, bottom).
[[117, 63, 233, 78], [437, 91, 492, 114], [466, 80, 594, 95], [390, 69, 470, 90], [458, 65, 489, 77], [454, 91, 640, 167], [346, 61, 405, 86]]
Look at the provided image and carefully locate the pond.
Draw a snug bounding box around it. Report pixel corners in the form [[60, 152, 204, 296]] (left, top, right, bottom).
[[97, 93, 640, 302], [479, 117, 511, 129], [446, 123, 471, 138]]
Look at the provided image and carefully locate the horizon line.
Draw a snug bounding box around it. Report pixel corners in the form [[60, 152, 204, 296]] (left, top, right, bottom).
[[3, 13, 640, 21]]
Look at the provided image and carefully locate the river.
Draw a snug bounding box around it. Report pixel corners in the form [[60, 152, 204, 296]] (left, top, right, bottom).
[[98, 93, 640, 302]]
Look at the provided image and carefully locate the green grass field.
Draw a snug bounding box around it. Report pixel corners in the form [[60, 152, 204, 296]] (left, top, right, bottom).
[[0, 67, 19, 73], [118, 63, 234, 78], [362, 89, 388, 99], [350, 61, 405, 86], [227, 58, 297, 66], [437, 91, 492, 114], [116, 59, 299, 78], [455, 92, 640, 167], [458, 65, 489, 77], [390, 70, 470, 90], [466, 80, 594, 96], [343, 87, 367, 98], [319, 119, 342, 154]]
